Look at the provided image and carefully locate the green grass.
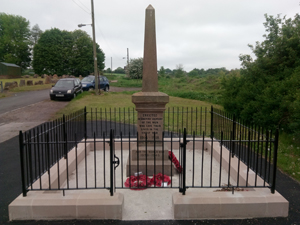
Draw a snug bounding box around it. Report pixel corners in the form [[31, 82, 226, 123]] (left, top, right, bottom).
[[277, 132, 300, 181], [106, 74, 222, 104], [158, 76, 222, 104], [54, 91, 219, 117], [0, 93, 7, 98], [53, 91, 221, 135]]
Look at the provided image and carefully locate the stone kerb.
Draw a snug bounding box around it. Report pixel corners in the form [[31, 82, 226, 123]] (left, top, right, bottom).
[[207, 141, 265, 187], [19, 80, 25, 86], [27, 80, 33, 86], [45, 76, 51, 84], [31, 142, 91, 190], [4, 81, 18, 90]]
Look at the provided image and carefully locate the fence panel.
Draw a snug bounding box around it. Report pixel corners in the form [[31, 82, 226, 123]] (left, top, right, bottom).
[[19, 106, 278, 196], [85, 107, 210, 138], [19, 108, 86, 196]]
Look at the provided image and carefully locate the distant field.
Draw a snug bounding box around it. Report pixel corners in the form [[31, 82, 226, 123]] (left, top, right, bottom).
[[105, 73, 222, 104]]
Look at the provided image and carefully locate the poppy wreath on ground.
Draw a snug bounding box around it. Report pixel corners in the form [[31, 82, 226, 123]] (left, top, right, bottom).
[[168, 151, 182, 173], [150, 173, 171, 187], [124, 175, 152, 190]]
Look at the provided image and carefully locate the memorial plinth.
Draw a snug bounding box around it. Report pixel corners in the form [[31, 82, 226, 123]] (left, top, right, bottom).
[[126, 5, 174, 177], [132, 92, 169, 143], [127, 92, 172, 177]]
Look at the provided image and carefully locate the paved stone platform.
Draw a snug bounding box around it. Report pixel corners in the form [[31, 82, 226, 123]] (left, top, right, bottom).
[[8, 138, 288, 221]]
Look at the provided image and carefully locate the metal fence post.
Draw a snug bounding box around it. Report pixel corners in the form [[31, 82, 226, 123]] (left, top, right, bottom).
[[210, 106, 213, 139], [84, 107, 87, 139], [19, 131, 27, 197], [0, 81, 3, 93], [110, 129, 114, 196], [232, 114, 236, 157], [271, 129, 279, 194], [63, 114, 67, 159], [179, 128, 187, 195]]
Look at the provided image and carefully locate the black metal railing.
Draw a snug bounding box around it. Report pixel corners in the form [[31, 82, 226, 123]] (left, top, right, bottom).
[[85, 107, 210, 138], [210, 106, 279, 193], [19, 106, 279, 196], [19, 108, 86, 196]]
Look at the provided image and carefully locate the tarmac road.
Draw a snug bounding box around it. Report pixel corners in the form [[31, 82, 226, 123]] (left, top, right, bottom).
[[0, 89, 49, 115]]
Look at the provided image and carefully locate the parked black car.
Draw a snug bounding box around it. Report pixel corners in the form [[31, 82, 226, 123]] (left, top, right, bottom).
[[50, 78, 82, 100], [81, 75, 110, 92]]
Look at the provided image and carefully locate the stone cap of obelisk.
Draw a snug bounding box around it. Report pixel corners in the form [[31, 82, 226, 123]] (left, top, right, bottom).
[[132, 4, 169, 106]]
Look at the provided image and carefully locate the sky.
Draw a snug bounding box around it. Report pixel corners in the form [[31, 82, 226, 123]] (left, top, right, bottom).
[[1, 0, 299, 72]]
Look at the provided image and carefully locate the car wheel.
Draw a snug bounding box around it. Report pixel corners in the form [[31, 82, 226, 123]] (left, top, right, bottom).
[[105, 85, 109, 92], [89, 87, 94, 91]]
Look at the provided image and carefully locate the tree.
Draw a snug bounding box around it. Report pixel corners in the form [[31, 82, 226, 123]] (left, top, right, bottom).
[[0, 13, 31, 69], [30, 24, 43, 46], [188, 68, 201, 77], [165, 68, 172, 74], [71, 29, 93, 76], [126, 58, 143, 79], [221, 13, 300, 136], [32, 28, 105, 76], [158, 66, 165, 77], [114, 67, 125, 74], [174, 64, 185, 78], [32, 28, 73, 75]]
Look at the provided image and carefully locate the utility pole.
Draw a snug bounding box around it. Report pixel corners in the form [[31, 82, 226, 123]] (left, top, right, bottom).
[[91, 0, 98, 95], [127, 48, 130, 77], [111, 57, 112, 76]]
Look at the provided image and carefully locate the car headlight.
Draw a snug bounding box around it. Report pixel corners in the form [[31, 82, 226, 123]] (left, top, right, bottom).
[[50, 90, 53, 93], [67, 90, 72, 93]]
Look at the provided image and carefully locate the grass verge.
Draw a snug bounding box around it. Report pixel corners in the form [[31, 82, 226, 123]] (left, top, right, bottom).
[[107, 74, 222, 104], [277, 132, 300, 182], [53, 91, 220, 119]]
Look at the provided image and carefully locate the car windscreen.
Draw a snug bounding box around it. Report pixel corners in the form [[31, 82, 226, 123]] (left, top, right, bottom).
[[82, 77, 94, 82], [55, 80, 74, 88]]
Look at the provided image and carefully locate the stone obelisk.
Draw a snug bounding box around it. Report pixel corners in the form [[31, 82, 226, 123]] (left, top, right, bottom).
[[127, 5, 172, 177]]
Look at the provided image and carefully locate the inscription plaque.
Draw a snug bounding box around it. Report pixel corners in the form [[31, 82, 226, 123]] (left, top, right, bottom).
[[137, 112, 163, 142]]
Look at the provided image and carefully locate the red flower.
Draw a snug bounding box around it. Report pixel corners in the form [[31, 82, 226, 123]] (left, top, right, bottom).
[[124, 175, 151, 190], [168, 151, 182, 173], [150, 173, 171, 187]]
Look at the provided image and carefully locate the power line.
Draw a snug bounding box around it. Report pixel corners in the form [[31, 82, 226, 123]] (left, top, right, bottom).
[[77, 0, 90, 12], [72, 0, 90, 15], [95, 18, 124, 61]]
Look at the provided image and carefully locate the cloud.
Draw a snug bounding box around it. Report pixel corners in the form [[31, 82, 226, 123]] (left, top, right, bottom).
[[1, 0, 299, 71]]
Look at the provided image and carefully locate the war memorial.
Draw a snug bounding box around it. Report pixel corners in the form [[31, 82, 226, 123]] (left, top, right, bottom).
[[8, 5, 288, 221]]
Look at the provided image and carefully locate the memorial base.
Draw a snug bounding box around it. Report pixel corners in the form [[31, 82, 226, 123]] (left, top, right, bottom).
[[126, 145, 175, 177]]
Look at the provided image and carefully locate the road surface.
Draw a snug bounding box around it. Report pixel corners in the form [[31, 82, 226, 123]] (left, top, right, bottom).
[[0, 89, 49, 115]]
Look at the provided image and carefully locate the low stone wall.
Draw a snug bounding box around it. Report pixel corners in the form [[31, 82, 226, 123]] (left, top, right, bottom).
[[8, 142, 124, 221], [4, 81, 18, 90], [173, 139, 289, 220]]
